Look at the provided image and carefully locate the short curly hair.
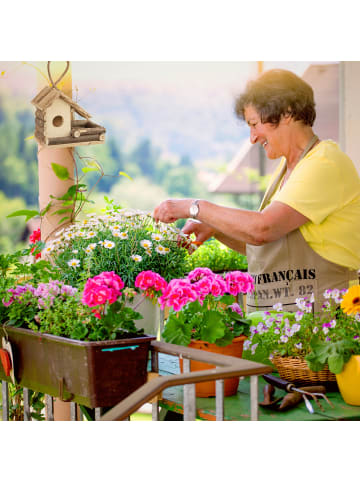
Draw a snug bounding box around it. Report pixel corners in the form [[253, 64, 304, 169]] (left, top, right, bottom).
[[234, 69, 316, 127]]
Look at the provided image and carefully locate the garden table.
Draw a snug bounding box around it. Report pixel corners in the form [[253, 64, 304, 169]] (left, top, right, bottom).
[[157, 354, 360, 421]]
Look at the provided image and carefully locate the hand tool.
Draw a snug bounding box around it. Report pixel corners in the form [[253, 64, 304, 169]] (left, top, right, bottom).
[[263, 374, 334, 413]]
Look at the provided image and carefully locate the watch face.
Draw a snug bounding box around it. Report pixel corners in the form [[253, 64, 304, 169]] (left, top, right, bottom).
[[190, 203, 199, 217]]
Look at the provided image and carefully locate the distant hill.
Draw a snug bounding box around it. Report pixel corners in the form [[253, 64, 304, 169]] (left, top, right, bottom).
[[76, 83, 249, 162]]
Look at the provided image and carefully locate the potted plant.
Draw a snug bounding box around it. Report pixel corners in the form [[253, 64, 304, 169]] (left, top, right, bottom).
[[243, 287, 360, 402], [0, 248, 172, 408], [42, 203, 190, 335], [185, 238, 248, 274], [158, 267, 255, 397]]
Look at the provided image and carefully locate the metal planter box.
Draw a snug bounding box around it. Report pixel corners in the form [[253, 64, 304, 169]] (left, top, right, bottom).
[[0, 326, 155, 408]]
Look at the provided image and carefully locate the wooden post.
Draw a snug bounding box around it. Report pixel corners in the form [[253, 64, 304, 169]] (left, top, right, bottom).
[[36, 61, 77, 420], [37, 61, 75, 242]]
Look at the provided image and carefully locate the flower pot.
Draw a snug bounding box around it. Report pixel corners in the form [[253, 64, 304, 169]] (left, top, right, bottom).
[[180, 335, 247, 397], [272, 356, 337, 386], [336, 355, 360, 406], [0, 326, 155, 408], [132, 293, 161, 336]]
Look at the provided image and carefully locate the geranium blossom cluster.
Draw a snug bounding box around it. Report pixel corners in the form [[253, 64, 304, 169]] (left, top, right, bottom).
[[158, 268, 254, 312], [81, 271, 124, 307], [134, 271, 168, 299], [2, 280, 77, 309], [29, 228, 42, 260]]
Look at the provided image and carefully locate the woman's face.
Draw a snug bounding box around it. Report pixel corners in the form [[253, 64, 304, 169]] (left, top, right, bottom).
[[244, 104, 287, 159]]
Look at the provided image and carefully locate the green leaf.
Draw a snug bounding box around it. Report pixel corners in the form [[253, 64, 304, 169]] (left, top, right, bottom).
[[327, 354, 345, 374], [6, 209, 39, 222], [51, 162, 70, 180], [40, 201, 52, 216], [119, 171, 133, 181], [162, 314, 192, 346], [82, 167, 100, 173], [58, 216, 71, 224], [199, 311, 225, 344], [52, 208, 73, 216]]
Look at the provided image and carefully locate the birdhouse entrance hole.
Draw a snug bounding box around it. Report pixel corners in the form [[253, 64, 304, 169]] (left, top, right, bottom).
[[52, 115, 64, 127]]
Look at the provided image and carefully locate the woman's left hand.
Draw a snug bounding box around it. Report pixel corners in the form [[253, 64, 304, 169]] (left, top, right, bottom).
[[153, 199, 191, 224]]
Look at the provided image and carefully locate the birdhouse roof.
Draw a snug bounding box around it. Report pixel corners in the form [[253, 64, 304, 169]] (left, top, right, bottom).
[[31, 85, 91, 119]]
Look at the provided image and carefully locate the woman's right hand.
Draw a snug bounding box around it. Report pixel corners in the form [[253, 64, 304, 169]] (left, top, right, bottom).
[[181, 220, 216, 247]]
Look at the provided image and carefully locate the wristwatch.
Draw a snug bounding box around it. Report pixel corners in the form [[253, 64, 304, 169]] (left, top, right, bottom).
[[189, 199, 200, 219]]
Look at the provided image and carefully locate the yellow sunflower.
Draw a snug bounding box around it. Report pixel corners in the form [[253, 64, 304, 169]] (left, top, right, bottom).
[[341, 285, 360, 315]]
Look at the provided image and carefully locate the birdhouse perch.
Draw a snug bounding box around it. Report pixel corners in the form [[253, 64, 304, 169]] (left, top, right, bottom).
[[31, 62, 106, 148]]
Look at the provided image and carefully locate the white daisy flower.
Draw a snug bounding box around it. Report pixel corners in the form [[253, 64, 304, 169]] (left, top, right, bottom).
[[151, 233, 163, 242], [98, 240, 106, 246], [72, 249, 78, 254], [131, 255, 142, 262], [119, 232, 128, 240], [155, 245, 168, 255], [76, 231, 85, 237], [64, 232, 76, 240], [111, 225, 121, 231], [67, 258, 80, 268], [140, 239, 152, 249], [111, 231, 121, 237], [55, 228, 65, 237], [104, 240, 115, 249], [86, 231, 97, 239], [43, 245, 54, 254]]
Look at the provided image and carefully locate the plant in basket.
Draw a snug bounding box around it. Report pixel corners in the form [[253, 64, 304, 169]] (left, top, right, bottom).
[[243, 287, 360, 388]]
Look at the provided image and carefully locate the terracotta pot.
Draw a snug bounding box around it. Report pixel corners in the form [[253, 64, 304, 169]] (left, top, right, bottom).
[[336, 355, 360, 406], [180, 335, 247, 397]]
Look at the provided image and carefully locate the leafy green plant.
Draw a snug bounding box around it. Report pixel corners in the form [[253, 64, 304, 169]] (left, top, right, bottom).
[[0, 384, 45, 421], [185, 238, 247, 273], [2, 274, 146, 342], [160, 268, 254, 347], [243, 287, 360, 374]]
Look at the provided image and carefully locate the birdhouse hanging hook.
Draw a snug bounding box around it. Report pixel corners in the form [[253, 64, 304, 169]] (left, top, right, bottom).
[[47, 61, 70, 90]]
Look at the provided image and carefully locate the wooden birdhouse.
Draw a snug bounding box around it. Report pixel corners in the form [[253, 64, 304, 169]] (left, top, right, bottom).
[[31, 85, 106, 148]]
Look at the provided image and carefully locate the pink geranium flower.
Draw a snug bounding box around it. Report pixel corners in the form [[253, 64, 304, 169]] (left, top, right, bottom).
[[187, 267, 213, 282], [225, 271, 254, 295], [82, 272, 124, 308], [135, 271, 167, 292], [158, 279, 198, 311]]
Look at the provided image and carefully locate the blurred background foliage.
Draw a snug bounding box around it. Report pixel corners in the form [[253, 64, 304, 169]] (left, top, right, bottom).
[[0, 88, 247, 254]]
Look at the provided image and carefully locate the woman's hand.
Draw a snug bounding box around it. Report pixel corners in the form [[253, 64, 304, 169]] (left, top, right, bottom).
[[153, 199, 191, 224], [181, 220, 216, 246]]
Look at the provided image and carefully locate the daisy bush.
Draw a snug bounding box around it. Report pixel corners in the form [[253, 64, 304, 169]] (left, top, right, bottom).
[[43, 206, 190, 289], [160, 268, 255, 347], [243, 286, 360, 374]]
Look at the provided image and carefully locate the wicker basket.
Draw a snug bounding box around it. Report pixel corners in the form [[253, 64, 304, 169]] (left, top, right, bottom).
[[272, 356, 337, 385]]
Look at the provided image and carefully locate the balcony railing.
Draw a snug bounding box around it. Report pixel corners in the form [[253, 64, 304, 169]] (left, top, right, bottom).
[[1, 340, 272, 421]]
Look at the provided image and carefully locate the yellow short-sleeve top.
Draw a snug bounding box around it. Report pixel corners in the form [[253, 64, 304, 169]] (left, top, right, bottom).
[[266, 140, 360, 271]]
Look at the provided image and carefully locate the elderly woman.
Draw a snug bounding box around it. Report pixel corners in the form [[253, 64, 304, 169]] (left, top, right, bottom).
[[153, 69, 360, 313]]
